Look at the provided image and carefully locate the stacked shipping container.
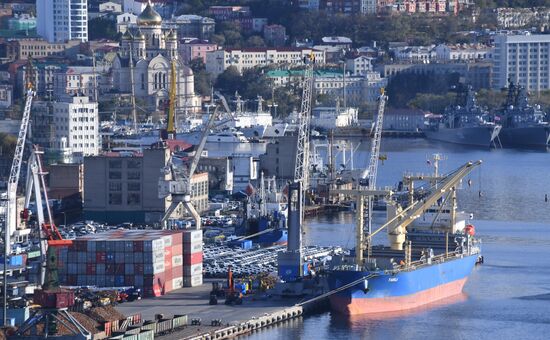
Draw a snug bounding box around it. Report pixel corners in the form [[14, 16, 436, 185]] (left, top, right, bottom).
[[182, 230, 203, 287], [59, 230, 203, 296]]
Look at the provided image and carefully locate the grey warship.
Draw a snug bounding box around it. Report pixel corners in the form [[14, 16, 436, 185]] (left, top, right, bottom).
[[498, 82, 550, 148], [424, 85, 501, 148]]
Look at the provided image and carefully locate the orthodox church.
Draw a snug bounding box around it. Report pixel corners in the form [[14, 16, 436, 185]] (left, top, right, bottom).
[[112, 1, 201, 113]]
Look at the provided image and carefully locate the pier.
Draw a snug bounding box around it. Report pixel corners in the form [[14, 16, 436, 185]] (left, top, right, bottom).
[[115, 279, 325, 340]]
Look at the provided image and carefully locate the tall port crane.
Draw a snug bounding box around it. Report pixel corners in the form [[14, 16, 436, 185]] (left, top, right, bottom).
[[293, 54, 315, 188], [16, 150, 83, 336], [360, 89, 387, 256], [24, 147, 73, 287], [2, 58, 36, 327], [276, 54, 316, 289]]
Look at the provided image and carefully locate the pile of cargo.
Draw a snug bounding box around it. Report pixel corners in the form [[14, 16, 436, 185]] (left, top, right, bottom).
[[59, 229, 203, 297], [183, 230, 203, 287]]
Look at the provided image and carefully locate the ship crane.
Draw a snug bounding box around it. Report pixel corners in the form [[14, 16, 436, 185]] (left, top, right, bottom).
[[370, 160, 482, 252]]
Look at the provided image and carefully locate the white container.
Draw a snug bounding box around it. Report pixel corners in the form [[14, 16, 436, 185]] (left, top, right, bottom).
[[183, 241, 202, 254], [163, 235, 172, 247], [182, 230, 202, 243], [183, 274, 203, 287], [183, 263, 202, 276], [172, 277, 183, 289], [153, 262, 165, 274], [172, 255, 183, 267]]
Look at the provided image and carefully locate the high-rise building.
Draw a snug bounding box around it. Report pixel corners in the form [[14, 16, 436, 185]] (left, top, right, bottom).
[[36, 0, 88, 43], [52, 95, 99, 160], [492, 34, 550, 92]]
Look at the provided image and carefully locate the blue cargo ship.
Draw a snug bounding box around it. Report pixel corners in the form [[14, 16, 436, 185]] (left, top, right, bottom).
[[328, 158, 482, 315]]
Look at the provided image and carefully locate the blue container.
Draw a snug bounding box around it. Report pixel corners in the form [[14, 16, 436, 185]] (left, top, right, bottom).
[[115, 275, 125, 286], [9, 255, 23, 266], [240, 240, 252, 250]]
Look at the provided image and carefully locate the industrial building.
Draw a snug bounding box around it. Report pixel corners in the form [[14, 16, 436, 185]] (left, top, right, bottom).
[[83, 141, 209, 224]]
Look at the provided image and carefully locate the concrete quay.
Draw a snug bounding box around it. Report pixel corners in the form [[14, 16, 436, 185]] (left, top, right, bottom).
[[115, 279, 319, 339]]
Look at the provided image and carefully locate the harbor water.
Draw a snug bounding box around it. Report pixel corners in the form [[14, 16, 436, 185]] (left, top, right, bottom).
[[230, 138, 550, 340]]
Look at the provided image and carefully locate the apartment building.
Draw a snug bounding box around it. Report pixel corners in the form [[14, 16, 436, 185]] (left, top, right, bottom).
[[492, 34, 550, 92], [36, 0, 88, 42], [206, 47, 325, 76]]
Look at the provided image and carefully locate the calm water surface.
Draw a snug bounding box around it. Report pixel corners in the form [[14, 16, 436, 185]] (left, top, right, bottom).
[[238, 138, 550, 340]]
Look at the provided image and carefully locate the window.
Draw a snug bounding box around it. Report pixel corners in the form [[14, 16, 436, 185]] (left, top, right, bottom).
[[109, 182, 122, 191], [109, 193, 122, 205], [127, 182, 140, 191], [127, 159, 141, 169], [109, 171, 122, 180], [127, 193, 140, 205], [127, 171, 140, 180], [109, 160, 122, 168]]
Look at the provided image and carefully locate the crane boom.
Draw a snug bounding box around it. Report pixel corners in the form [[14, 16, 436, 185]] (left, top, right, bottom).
[[167, 59, 177, 137], [375, 160, 482, 250], [361, 89, 387, 188], [5, 87, 34, 244], [294, 61, 314, 187]]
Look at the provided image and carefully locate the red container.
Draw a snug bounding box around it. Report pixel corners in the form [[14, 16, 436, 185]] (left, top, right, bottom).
[[115, 264, 124, 273], [86, 263, 96, 275], [173, 267, 183, 278], [67, 275, 77, 285], [171, 232, 182, 245], [106, 264, 115, 274], [172, 245, 182, 256], [96, 252, 106, 263], [164, 279, 173, 292], [125, 275, 135, 285], [183, 252, 202, 266], [133, 241, 144, 252]]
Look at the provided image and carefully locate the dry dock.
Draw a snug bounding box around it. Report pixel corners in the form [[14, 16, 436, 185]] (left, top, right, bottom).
[[115, 279, 323, 339]]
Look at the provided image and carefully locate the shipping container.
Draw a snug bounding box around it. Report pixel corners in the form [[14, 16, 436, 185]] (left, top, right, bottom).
[[183, 241, 203, 254], [183, 274, 203, 287], [183, 263, 203, 276], [183, 252, 202, 266], [182, 230, 202, 243]]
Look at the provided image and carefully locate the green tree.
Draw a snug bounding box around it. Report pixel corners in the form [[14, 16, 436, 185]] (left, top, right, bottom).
[[407, 93, 455, 114], [88, 17, 119, 40], [246, 35, 266, 48], [215, 66, 242, 95]]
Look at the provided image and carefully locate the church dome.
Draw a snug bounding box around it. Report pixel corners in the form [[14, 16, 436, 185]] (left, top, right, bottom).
[[122, 30, 133, 40], [137, 1, 162, 26]]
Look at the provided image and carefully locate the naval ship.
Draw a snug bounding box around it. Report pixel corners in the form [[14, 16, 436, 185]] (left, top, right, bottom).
[[497, 82, 550, 148], [424, 85, 501, 147]]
